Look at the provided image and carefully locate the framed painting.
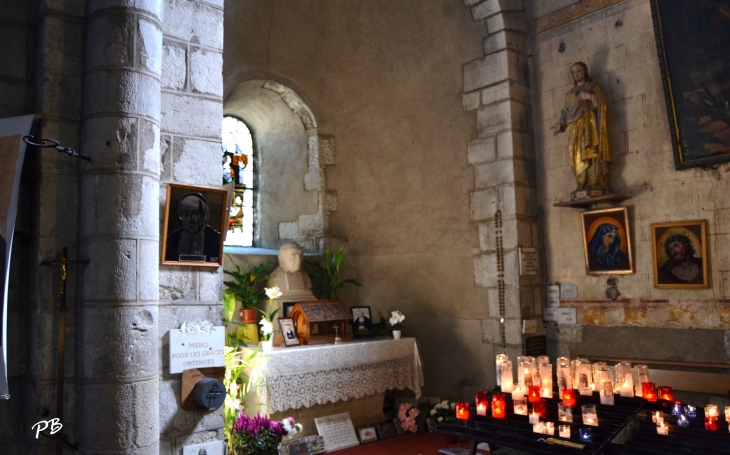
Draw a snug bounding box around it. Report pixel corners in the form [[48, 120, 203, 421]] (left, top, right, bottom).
[[651, 0, 730, 169], [357, 427, 377, 444], [278, 317, 300, 347], [580, 207, 634, 275], [350, 306, 374, 338], [161, 183, 228, 267], [651, 220, 708, 289]]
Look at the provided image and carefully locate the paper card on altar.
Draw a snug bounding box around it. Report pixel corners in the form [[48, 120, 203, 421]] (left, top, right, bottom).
[[314, 412, 360, 452]]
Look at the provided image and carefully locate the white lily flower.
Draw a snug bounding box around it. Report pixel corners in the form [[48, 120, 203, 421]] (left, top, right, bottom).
[[259, 318, 273, 335], [265, 286, 283, 299]]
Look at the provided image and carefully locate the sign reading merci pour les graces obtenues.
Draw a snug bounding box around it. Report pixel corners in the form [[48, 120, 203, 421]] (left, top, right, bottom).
[[169, 321, 225, 374]]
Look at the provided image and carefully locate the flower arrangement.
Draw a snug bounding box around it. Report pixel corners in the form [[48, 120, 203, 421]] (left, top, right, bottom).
[[259, 287, 282, 341], [223, 256, 275, 310], [230, 412, 302, 455], [397, 402, 420, 433], [430, 400, 456, 423], [389, 310, 405, 330], [223, 347, 260, 447]]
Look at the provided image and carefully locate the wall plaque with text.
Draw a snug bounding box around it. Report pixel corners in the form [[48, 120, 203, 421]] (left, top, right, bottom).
[[519, 248, 538, 276], [169, 321, 225, 374]]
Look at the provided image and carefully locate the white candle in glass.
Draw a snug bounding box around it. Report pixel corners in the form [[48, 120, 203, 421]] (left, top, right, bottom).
[[533, 422, 545, 434], [545, 422, 555, 436], [529, 412, 540, 424], [656, 422, 668, 435], [558, 403, 573, 422], [652, 411, 663, 424], [559, 425, 571, 438], [540, 363, 553, 398], [582, 404, 598, 426], [496, 354, 508, 385], [512, 386, 525, 400], [514, 398, 527, 415]]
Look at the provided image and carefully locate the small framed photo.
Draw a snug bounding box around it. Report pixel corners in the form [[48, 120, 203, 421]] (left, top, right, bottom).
[[162, 183, 228, 267], [282, 302, 297, 319], [278, 318, 300, 347], [376, 421, 396, 439], [350, 306, 374, 338], [651, 220, 708, 289], [357, 427, 378, 444], [580, 207, 634, 275]]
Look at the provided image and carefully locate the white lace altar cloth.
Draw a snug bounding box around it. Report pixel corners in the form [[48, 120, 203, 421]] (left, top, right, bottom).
[[242, 338, 424, 413]]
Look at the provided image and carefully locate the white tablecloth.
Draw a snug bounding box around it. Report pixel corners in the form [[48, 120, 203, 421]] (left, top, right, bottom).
[[243, 337, 424, 413]]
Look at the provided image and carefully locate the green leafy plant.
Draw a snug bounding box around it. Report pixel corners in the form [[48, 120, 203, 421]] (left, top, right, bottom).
[[305, 248, 363, 299], [223, 346, 259, 447], [223, 254, 275, 310]]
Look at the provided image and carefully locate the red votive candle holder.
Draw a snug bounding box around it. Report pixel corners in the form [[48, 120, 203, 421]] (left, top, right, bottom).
[[561, 389, 577, 408], [705, 416, 718, 431], [642, 382, 657, 402], [533, 399, 547, 418], [475, 391, 489, 416], [658, 386, 673, 401], [528, 385, 541, 403], [492, 396, 506, 419], [456, 401, 469, 420]]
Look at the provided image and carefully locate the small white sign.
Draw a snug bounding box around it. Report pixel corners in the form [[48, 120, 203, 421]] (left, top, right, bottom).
[[169, 321, 225, 374], [315, 412, 360, 452], [543, 307, 558, 322], [560, 283, 578, 299], [547, 285, 560, 308], [557, 308, 577, 325], [519, 248, 538, 276], [522, 319, 537, 334], [182, 440, 222, 455]]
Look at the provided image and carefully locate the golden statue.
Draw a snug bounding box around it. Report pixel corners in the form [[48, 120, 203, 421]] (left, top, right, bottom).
[[552, 62, 611, 201]]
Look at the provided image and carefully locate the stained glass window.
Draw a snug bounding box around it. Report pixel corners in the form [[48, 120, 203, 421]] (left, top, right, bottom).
[[222, 116, 254, 246]]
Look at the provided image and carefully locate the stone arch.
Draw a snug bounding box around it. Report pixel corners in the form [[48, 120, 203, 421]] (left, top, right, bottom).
[[461, 0, 541, 370], [223, 79, 338, 252]]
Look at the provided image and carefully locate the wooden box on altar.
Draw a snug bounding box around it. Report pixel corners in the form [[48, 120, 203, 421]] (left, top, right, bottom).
[[290, 300, 353, 345]]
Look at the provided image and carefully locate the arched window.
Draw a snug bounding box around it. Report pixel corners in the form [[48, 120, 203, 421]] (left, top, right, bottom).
[[222, 116, 255, 246]]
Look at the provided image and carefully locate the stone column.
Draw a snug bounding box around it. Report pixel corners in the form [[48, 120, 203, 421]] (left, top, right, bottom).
[[77, 1, 162, 453]]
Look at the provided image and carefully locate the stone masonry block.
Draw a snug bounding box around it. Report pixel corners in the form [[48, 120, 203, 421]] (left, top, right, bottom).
[[172, 137, 221, 186], [159, 267, 196, 302], [503, 250, 520, 286], [498, 130, 535, 159], [477, 100, 526, 136], [487, 12, 528, 34], [80, 173, 159, 238], [279, 221, 298, 241], [319, 135, 336, 165], [78, 306, 158, 379], [324, 190, 338, 212], [190, 47, 222, 96], [42, 71, 82, 122], [162, 40, 186, 90], [281, 89, 304, 111], [468, 136, 496, 164], [161, 92, 221, 138], [470, 188, 499, 221], [481, 81, 510, 106], [163, 0, 223, 50], [474, 253, 497, 288], [485, 30, 529, 55], [304, 166, 323, 190], [475, 159, 515, 188], [297, 104, 317, 129], [160, 134, 172, 181], [463, 0, 481, 7], [85, 70, 160, 120], [159, 378, 196, 432], [85, 11, 135, 70], [307, 135, 319, 166], [43, 15, 84, 75], [78, 379, 159, 452], [88, 0, 162, 17], [479, 222, 493, 252], [488, 286, 522, 319], [472, 0, 524, 20], [139, 118, 161, 175], [199, 267, 223, 302], [263, 80, 287, 94], [139, 239, 159, 301], [464, 51, 509, 93], [504, 318, 523, 345], [463, 91, 480, 111], [298, 213, 323, 238], [82, 116, 138, 173], [136, 16, 162, 76], [80, 239, 137, 301], [482, 318, 502, 344]]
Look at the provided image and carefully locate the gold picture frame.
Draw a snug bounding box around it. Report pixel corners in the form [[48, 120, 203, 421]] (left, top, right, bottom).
[[651, 220, 708, 289], [580, 207, 634, 275], [161, 183, 228, 267]]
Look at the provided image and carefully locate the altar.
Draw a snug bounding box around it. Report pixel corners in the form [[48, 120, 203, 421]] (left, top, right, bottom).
[[242, 337, 424, 435]]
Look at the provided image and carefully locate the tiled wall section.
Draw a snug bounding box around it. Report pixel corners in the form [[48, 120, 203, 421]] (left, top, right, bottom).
[[532, 0, 730, 330]]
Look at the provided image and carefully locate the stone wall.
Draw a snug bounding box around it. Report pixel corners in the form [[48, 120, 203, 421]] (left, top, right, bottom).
[[531, 0, 730, 361], [159, 0, 225, 453]]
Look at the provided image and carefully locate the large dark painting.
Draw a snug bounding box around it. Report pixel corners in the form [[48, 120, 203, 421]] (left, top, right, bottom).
[[651, 0, 730, 169]]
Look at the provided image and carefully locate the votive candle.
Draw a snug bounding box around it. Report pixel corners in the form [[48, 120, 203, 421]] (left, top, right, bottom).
[[658, 386, 673, 401], [684, 405, 696, 418], [579, 428, 592, 442], [557, 364, 572, 392], [492, 396, 506, 419], [582, 404, 598, 426], [705, 405, 718, 431], [657, 421, 669, 435], [600, 381, 614, 406], [634, 364, 649, 397], [500, 360, 514, 393], [534, 399, 547, 418], [558, 403, 573, 422], [562, 389, 577, 408], [511, 386, 524, 401], [545, 421, 555, 436], [539, 363, 553, 398], [496, 354, 508, 385], [456, 401, 469, 420], [652, 411, 663, 424], [725, 406, 730, 422], [533, 421, 545, 433], [672, 401, 683, 416], [559, 425, 571, 438], [513, 397, 527, 415], [529, 412, 540, 424], [677, 415, 690, 427], [616, 362, 633, 397], [642, 382, 657, 402], [475, 392, 488, 416], [528, 385, 541, 403]]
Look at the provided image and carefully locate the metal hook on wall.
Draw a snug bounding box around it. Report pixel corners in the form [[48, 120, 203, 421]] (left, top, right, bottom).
[[23, 135, 91, 162]]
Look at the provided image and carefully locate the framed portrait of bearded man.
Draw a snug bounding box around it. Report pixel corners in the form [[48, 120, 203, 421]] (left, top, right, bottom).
[[162, 183, 228, 267], [651, 220, 708, 289], [580, 207, 634, 275]]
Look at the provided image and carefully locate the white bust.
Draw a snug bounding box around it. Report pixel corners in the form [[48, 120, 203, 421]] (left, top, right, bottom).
[[268, 242, 314, 297]]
